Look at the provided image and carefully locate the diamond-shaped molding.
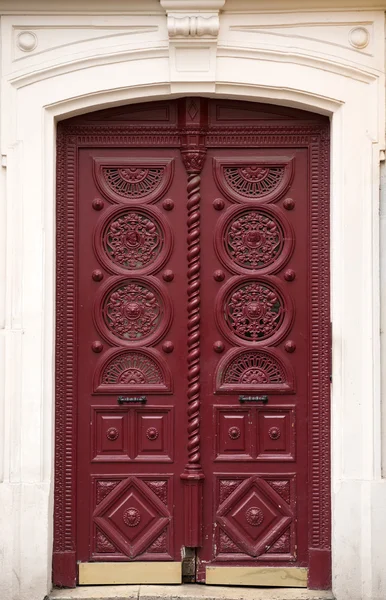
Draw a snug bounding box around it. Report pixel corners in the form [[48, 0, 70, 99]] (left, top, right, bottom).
[[216, 475, 293, 557], [93, 476, 170, 558]]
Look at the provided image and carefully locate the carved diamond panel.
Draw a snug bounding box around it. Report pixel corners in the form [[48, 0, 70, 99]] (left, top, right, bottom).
[[93, 158, 174, 204], [93, 476, 170, 558], [94, 205, 172, 275], [94, 277, 172, 347], [216, 476, 293, 557], [213, 157, 294, 204]]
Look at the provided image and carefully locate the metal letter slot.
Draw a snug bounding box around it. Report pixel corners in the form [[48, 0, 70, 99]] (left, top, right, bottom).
[[239, 395, 268, 404], [117, 395, 147, 404]]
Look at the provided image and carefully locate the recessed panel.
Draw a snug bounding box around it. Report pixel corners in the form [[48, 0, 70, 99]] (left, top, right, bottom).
[[93, 411, 129, 460], [257, 409, 295, 461], [215, 409, 252, 460], [134, 410, 173, 461]]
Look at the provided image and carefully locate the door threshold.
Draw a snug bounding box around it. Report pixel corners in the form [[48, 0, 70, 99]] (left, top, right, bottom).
[[50, 584, 334, 600]]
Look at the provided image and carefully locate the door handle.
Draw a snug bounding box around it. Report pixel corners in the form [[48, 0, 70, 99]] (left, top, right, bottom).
[[117, 395, 147, 404], [239, 395, 268, 404]]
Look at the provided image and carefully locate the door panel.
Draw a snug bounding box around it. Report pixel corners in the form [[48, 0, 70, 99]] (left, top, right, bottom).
[[76, 148, 187, 574], [54, 98, 330, 589], [197, 147, 309, 581]]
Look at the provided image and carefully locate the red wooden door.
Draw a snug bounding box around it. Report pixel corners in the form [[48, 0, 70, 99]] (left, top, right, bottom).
[[54, 99, 330, 589]]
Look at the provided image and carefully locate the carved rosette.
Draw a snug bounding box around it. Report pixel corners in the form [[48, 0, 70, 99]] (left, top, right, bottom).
[[180, 145, 206, 547]]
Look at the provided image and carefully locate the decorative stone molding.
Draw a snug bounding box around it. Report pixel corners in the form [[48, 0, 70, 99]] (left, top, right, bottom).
[[167, 15, 219, 38], [160, 0, 225, 39]]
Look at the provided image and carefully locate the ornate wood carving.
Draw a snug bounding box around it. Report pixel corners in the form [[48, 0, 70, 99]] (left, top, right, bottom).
[[179, 99, 207, 547], [55, 99, 330, 587]]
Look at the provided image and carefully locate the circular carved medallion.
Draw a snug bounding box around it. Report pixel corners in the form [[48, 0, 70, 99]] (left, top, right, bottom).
[[95, 206, 172, 275], [216, 277, 293, 346], [95, 277, 172, 346], [215, 206, 293, 275], [123, 507, 141, 527], [245, 507, 264, 527]]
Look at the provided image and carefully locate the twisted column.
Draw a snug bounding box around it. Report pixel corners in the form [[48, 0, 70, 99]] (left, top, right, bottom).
[[180, 147, 206, 547]]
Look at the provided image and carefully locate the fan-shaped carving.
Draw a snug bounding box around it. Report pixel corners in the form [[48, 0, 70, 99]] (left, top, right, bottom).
[[93, 158, 174, 204], [94, 348, 172, 394], [213, 157, 294, 203], [215, 348, 294, 393]]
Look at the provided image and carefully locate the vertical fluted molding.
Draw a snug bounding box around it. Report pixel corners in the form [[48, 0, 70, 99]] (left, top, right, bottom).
[[180, 147, 206, 547]]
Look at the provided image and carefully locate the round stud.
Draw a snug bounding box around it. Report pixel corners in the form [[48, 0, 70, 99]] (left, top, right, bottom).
[[146, 427, 159, 441], [163, 270, 174, 282], [106, 427, 119, 441], [91, 341, 103, 353], [283, 198, 295, 211], [213, 341, 225, 353], [269, 426, 281, 441], [92, 198, 104, 211], [228, 426, 241, 440], [349, 27, 370, 49], [284, 340, 296, 353], [162, 198, 174, 211], [92, 269, 104, 282], [213, 270, 225, 282], [162, 341, 174, 353], [17, 31, 38, 52], [284, 269, 296, 282], [213, 198, 225, 211]]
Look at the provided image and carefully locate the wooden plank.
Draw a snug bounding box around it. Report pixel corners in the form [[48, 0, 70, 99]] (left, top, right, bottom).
[[78, 562, 182, 585], [205, 567, 308, 587]]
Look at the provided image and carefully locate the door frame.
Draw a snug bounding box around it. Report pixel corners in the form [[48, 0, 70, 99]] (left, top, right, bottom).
[[53, 100, 331, 589]]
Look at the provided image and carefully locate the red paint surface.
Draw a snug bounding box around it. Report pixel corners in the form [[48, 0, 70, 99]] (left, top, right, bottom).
[[54, 99, 330, 588]]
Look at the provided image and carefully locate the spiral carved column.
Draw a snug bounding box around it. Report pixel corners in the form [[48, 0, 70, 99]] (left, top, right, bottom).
[[180, 146, 206, 548]]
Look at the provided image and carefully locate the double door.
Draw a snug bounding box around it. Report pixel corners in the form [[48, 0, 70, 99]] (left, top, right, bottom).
[[54, 98, 331, 589]]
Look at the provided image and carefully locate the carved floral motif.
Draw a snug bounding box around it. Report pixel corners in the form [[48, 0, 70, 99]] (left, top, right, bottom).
[[103, 282, 162, 341], [96, 529, 116, 553], [246, 506, 264, 527], [103, 211, 163, 270], [225, 210, 283, 270], [144, 480, 168, 505], [224, 281, 284, 341], [218, 529, 242, 553], [103, 167, 164, 199], [96, 480, 120, 505], [123, 507, 141, 527], [148, 530, 167, 553], [223, 166, 284, 199], [222, 350, 285, 385], [101, 351, 163, 385], [219, 479, 242, 504]]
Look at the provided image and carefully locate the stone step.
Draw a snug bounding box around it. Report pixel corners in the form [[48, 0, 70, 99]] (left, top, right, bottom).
[[49, 585, 334, 600]]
